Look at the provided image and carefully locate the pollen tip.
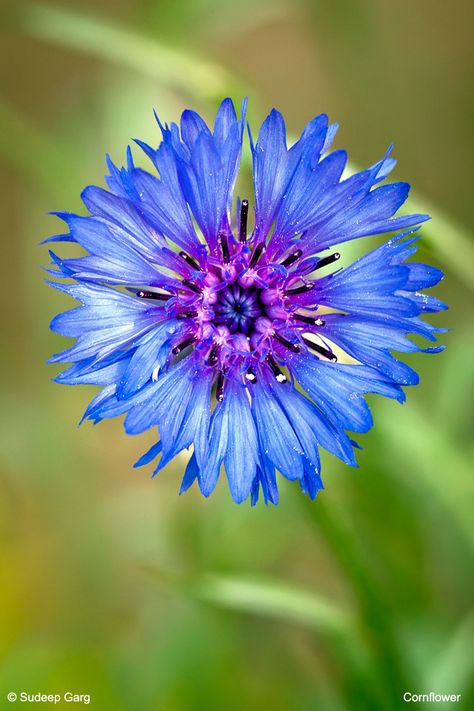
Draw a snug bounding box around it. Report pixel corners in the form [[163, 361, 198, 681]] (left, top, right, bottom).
[[315, 252, 341, 270], [216, 370, 225, 401], [266, 354, 287, 383]]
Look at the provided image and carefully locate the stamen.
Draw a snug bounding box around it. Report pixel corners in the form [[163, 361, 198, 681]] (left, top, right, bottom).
[[273, 332, 301, 353], [136, 290, 171, 301], [302, 337, 337, 361], [172, 336, 196, 356], [281, 249, 303, 268], [315, 252, 340, 270], [176, 310, 198, 320], [239, 200, 249, 243], [206, 343, 220, 366], [245, 367, 257, 383], [283, 282, 315, 296], [216, 371, 225, 401], [267, 354, 287, 383], [249, 242, 265, 269], [181, 279, 202, 294], [218, 233, 230, 264], [179, 251, 201, 270], [293, 313, 325, 326]]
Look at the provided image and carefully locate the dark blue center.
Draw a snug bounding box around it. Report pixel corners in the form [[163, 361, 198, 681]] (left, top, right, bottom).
[[214, 284, 263, 335]]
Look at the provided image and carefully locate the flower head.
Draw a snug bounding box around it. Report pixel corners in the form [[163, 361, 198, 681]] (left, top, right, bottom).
[[47, 99, 446, 504]]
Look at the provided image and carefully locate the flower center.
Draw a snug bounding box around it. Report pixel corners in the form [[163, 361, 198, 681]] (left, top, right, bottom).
[[214, 283, 262, 335], [136, 200, 339, 395]]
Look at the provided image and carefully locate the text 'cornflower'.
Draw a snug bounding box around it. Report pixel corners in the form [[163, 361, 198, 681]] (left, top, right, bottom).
[[47, 99, 446, 504]]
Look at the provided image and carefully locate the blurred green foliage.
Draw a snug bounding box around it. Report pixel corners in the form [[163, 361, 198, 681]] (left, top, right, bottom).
[[0, 1, 472, 709]]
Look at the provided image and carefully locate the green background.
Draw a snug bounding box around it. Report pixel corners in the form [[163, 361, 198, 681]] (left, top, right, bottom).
[[0, 1, 472, 709]]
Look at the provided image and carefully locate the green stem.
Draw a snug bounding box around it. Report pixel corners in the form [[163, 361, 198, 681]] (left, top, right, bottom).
[[303, 496, 411, 710]]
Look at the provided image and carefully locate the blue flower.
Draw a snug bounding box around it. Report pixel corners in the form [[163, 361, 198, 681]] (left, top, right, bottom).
[[47, 99, 446, 504]]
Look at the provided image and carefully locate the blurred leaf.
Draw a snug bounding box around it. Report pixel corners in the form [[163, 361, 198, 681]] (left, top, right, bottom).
[[191, 573, 354, 636], [143, 566, 354, 637], [188, 572, 394, 709], [425, 610, 474, 693], [19, 3, 241, 102]]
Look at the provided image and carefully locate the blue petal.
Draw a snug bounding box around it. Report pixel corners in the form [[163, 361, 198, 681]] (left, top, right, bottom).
[[117, 320, 181, 399], [302, 169, 429, 252], [251, 109, 289, 239], [88, 357, 199, 432], [177, 133, 222, 246], [124, 356, 200, 437], [252, 111, 330, 242], [154, 374, 212, 473], [55, 351, 130, 385], [41, 232, 75, 244], [403, 262, 444, 291], [251, 375, 305, 482], [81, 185, 167, 256], [300, 459, 324, 500], [271, 378, 357, 466], [49, 281, 167, 364], [313, 237, 423, 318], [250, 460, 279, 507], [134, 439, 162, 468], [290, 355, 404, 433], [180, 109, 211, 150], [400, 291, 448, 313], [266, 378, 320, 466], [321, 314, 422, 385], [200, 379, 258, 503], [81, 384, 119, 425], [55, 214, 175, 287], [179, 453, 199, 494], [213, 98, 239, 148], [269, 149, 348, 253], [125, 162, 201, 254]]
